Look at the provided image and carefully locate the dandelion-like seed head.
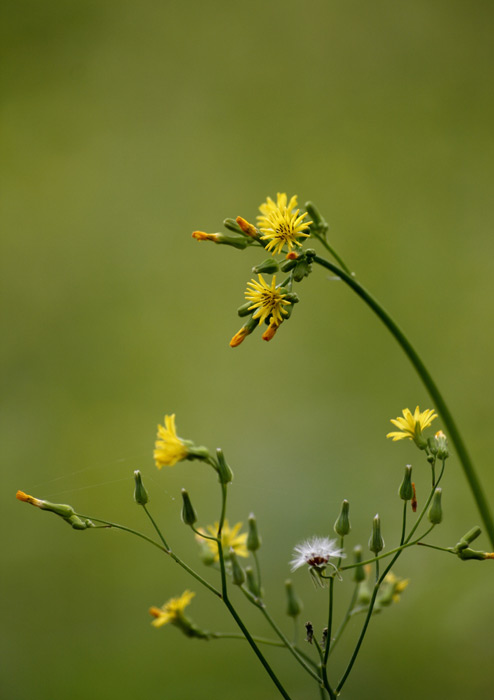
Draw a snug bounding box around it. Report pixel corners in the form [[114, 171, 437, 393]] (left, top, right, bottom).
[[245, 274, 291, 327], [257, 192, 312, 255], [195, 520, 248, 562], [149, 590, 195, 628], [290, 536, 345, 572], [154, 414, 189, 468], [386, 406, 438, 448]]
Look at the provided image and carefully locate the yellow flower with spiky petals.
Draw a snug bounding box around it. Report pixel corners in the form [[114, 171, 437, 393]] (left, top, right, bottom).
[[386, 406, 438, 449], [149, 590, 195, 628], [245, 274, 291, 327], [154, 414, 189, 468], [196, 520, 248, 562], [257, 192, 312, 255]]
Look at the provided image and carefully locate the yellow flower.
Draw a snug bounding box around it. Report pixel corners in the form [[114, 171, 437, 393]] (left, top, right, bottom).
[[154, 414, 189, 468], [257, 192, 312, 255], [386, 406, 438, 448], [382, 572, 409, 603], [149, 590, 195, 628], [245, 274, 291, 327], [196, 520, 248, 562]]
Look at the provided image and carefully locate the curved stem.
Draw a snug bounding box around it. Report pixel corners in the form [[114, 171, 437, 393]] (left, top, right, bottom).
[[313, 254, 494, 548]]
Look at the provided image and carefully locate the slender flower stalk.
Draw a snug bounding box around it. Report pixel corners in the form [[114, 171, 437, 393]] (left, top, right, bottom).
[[313, 253, 494, 548]]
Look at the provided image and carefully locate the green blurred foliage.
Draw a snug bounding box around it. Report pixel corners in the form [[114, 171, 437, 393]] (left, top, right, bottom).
[[2, 1, 494, 698]]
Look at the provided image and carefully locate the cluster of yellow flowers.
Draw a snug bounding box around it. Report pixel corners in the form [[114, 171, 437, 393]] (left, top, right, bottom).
[[193, 192, 312, 347]]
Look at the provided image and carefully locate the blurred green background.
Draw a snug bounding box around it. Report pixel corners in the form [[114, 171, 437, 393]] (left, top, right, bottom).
[[2, 1, 494, 698]]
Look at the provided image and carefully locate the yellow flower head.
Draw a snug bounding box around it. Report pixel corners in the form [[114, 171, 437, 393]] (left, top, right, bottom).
[[245, 274, 291, 327], [382, 572, 410, 603], [154, 414, 189, 468], [386, 406, 438, 449], [257, 192, 312, 255], [149, 590, 195, 628], [196, 520, 248, 562]]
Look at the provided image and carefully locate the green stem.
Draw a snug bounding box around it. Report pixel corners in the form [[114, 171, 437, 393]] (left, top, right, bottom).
[[314, 234, 353, 276], [320, 576, 336, 699], [400, 501, 407, 546], [416, 542, 454, 554], [142, 506, 221, 597], [216, 485, 292, 700], [336, 483, 437, 694], [251, 599, 321, 683], [211, 633, 285, 647], [74, 513, 166, 552], [327, 584, 359, 658], [313, 254, 494, 548]]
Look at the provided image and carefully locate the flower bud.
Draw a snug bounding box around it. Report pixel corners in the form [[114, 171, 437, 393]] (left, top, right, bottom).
[[230, 549, 245, 586], [334, 500, 351, 537], [304, 201, 329, 234], [454, 526, 482, 552], [223, 218, 243, 234], [236, 216, 259, 239], [216, 448, 233, 484], [280, 257, 298, 272], [237, 301, 254, 317], [192, 231, 248, 249], [352, 545, 366, 583], [246, 567, 261, 597], [399, 465, 413, 501], [292, 258, 312, 282], [368, 515, 384, 554], [252, 258, 280, 275], [67, 514, 95, 530], [434, 430, 449, 460], [247, 513, 261, 551], [181, 489, 197, 526], [428, 488, 443, 525], [230, 315, 258, 348], [133, 470, 149, 505], [285, 579, 303, 618], [456, 547, 494, 561]]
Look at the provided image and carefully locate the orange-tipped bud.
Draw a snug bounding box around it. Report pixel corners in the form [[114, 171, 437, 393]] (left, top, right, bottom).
[[230, 327, 250, 347], [192, 231, 218, 242], [236, 216, 258, 239], [149, 606, 162, 618], [411, 483, 417, 512], [16, 490, 43, 507], [262, 321, 280, 342], [285, 252, 299, 260]]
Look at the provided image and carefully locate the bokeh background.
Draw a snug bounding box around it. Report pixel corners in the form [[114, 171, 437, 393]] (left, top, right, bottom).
[[2, 1, 494, 698]]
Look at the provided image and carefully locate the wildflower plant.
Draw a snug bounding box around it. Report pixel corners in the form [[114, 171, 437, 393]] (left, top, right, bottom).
[[17, 194, 494, 699]]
